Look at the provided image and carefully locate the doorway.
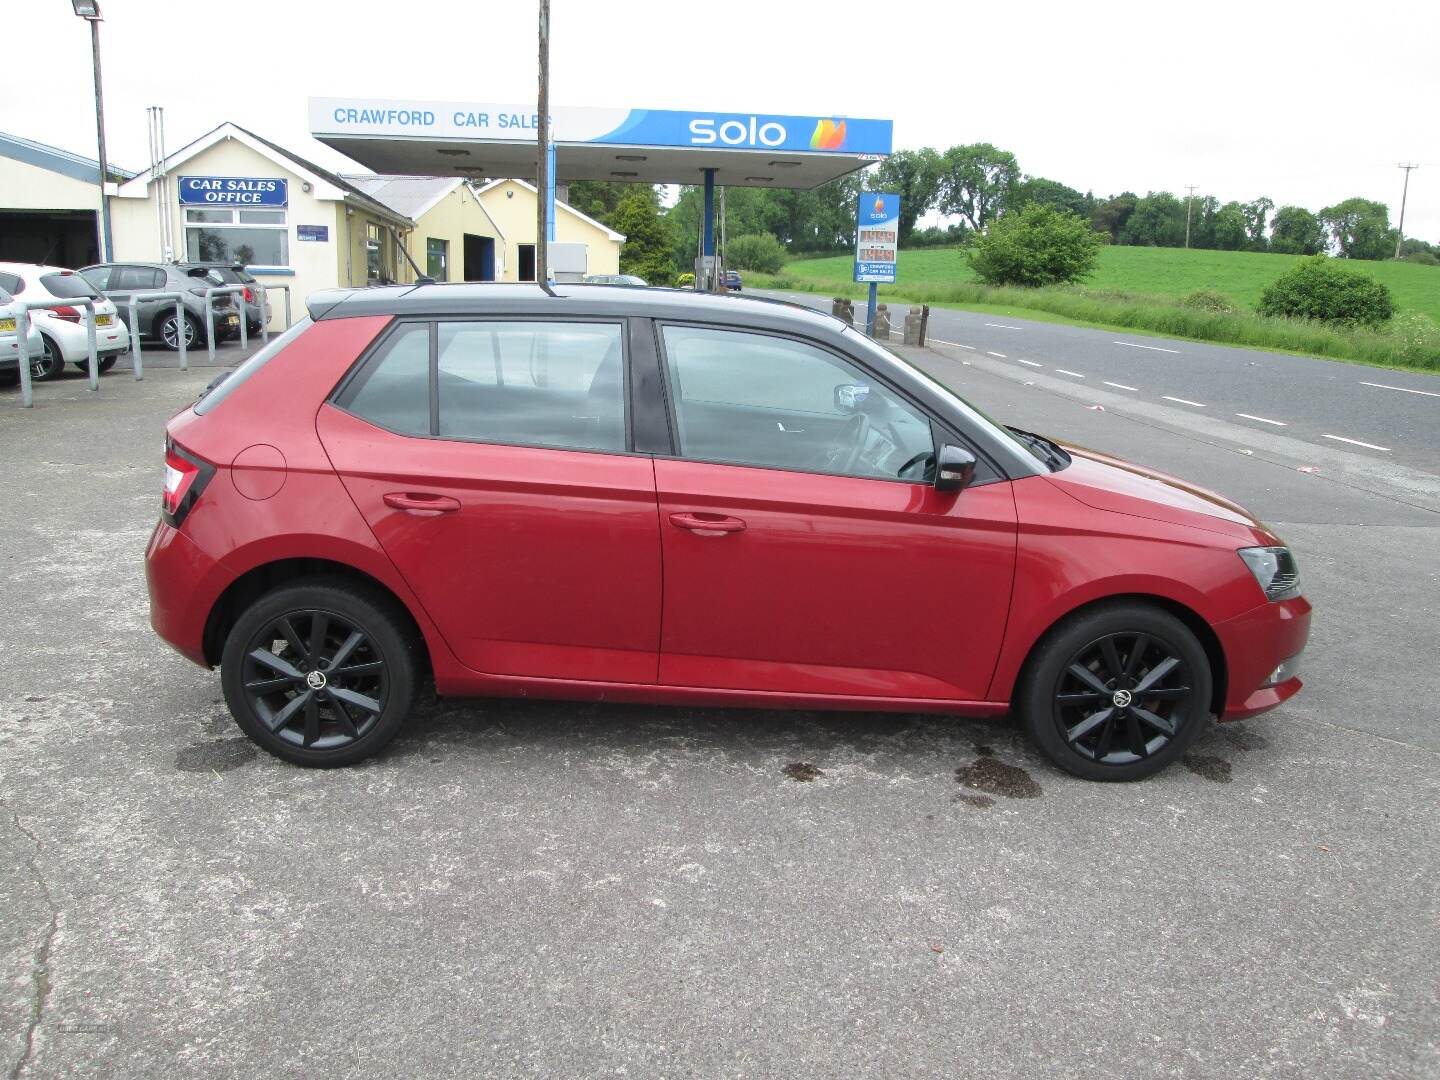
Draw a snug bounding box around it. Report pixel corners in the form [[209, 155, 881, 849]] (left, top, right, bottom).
[[463, 233, 495, 281], [0, 210, 99, 268], [518, 244, 536, 282]]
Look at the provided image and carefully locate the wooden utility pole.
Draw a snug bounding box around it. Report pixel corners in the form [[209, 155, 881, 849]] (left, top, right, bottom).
[[1395, 164, 1418, 259], [536, 0, 550, 286], [1184, 185, 1198, 248]]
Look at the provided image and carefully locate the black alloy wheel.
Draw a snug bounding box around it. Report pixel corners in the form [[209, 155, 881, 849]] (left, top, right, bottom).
[[1018, 602, 1212, 781], [222, 581, 418, 766]]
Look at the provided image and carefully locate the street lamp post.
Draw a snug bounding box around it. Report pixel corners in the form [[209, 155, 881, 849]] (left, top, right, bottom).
[[72, 0, 112, 262]]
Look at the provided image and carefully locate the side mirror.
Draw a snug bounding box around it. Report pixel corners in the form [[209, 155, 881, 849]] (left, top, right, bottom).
[[833, 383, 871, 413], [934, 443, 977, 493]]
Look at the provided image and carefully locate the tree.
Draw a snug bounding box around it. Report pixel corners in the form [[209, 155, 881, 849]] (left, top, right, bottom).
[[1319, 198, 1394, 260], [938, 143, 1020, 232], [1243, 196, 1274, 249], [1257, 255, 1394, 326], [725, 233, 786, 273], [565, 181, 630, 223], [1213, 201, 1249, 250], [966, 204, 1101, 287], [1268, 206, 1326, 255], [868, 148, 943, 243], [610, 187, 676, 285], [1091, 192, 1138, 242], [1013, 176, 1092, 219], [1118, 192, 1186, 247]]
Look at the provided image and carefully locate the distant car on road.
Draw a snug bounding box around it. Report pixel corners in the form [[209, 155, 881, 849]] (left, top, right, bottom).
[[0, 262, 128, 379], [79, 262, 241, 351], [724, 269, 743, 292], [582, 274, 648, 286], [179, 262, 267, 335], [0, 283, 46, 379]]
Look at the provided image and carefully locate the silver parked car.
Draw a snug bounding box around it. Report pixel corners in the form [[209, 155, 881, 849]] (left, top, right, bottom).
[[79, 262, 241, 351], [178, 263, 267, 335]]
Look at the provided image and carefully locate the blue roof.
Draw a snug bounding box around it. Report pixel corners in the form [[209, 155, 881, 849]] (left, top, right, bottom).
[[0, 130, 134, 185]]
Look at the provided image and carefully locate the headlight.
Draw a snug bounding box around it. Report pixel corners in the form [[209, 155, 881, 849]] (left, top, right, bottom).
[[1237, 546, 1301, 601]]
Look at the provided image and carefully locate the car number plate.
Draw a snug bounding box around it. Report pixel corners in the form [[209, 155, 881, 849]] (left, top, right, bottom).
[[226, 315, 239, 326], [96, 314, 114, 326], [0, 318, 14, 332]]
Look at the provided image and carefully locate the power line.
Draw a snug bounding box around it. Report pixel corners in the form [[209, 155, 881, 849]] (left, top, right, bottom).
[[1395, 163, 1418, 259]]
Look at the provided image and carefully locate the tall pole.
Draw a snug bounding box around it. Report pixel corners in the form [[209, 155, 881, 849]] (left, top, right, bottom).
[[1395, 164, 1418, 259], [536, 0, 549, 285], [1184, 184, 1197, 249], [88, 14, 112, 261]]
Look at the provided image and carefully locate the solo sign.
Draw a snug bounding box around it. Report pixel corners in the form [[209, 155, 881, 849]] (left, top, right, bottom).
[[854, 193, 899, 284], [178, 177, 289, 207]]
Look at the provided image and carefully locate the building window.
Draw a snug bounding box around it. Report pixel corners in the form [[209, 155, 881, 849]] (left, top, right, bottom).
[[366, 222, 394, 283], [184, 207, 288, 267], [426, 238, 449, 281]]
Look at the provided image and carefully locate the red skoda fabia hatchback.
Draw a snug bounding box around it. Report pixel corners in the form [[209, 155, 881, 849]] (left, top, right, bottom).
[[146, 285, 1310, 780]]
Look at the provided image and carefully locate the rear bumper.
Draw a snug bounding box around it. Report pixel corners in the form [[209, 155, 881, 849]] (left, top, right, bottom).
[[1214, 595, 1312, 721], [146, 520, 229, 667]]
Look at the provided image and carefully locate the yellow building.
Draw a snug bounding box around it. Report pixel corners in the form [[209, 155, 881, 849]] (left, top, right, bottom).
[[470, 178, 624, 282]]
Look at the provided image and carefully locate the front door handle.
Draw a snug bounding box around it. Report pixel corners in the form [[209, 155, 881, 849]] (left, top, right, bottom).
[[668, 512, 746, 536], [384, 491, 461, 515]]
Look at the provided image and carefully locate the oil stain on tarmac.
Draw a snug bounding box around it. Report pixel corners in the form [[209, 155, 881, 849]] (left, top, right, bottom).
[[175, 737, 257, 773], [783, 762, 825, 782], [955, 754, 1042, 807]]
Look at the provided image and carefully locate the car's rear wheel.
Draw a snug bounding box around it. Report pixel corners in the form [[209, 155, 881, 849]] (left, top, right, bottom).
[[31, 337, 66, 381], [1017, 602, 1212, 781], [74, 356, 118, 374], [157, 311, 199, 351], [221, 581, 419, 767]]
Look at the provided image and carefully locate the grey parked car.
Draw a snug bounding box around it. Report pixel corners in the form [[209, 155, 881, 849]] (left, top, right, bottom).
[[178, 263, 267, 335], [78, 262, 241, 351]]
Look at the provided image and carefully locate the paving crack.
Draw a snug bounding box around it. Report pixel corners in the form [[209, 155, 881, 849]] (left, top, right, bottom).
[[5, 805, 59, 1080]]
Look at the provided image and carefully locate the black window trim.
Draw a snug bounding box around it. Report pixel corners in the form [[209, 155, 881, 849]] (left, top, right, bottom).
[[649, 318, 1006, 488], [329, 313, 642, 460]]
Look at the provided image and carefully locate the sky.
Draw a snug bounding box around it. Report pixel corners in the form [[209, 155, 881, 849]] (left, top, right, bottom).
[[7, 0, 1438, 243]]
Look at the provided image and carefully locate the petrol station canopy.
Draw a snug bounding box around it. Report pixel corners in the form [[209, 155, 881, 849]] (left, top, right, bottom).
[[309, 98, 892, 188]]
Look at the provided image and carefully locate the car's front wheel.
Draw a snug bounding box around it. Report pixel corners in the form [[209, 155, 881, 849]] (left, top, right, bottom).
[[221, 580, 419, 767], [1017, 602, 1213, 781]]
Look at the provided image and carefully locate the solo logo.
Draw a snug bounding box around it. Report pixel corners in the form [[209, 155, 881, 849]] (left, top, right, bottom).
[[689, 116, 788, 147]]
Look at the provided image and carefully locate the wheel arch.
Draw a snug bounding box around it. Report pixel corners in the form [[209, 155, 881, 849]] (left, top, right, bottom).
[[1007, 593, 1227, 717], [202, 557, 431, 674]]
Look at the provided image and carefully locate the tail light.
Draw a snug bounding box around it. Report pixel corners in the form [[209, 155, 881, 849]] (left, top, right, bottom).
[[49, 305, 82, 324], [162, 439, 215, 527], [242, 287, 254, 302]]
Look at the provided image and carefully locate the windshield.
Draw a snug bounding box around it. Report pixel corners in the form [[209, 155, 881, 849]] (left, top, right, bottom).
[[39, 272, 102, 300], [841, 326, 1060, 471]]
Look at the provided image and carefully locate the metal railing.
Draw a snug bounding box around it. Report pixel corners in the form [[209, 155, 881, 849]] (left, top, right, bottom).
[[202, 285, 248, 363], [4, 298, 102, 409], [255, 283, 292, 343], [125, 291, 188, 379]]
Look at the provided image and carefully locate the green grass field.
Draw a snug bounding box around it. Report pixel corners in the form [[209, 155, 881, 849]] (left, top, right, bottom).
[[782, 245, 1440, 324]]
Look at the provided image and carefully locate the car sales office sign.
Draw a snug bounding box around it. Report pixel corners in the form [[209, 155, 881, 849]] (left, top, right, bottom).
[[854, 193, 899, 284], [178, 176, 288, 207]]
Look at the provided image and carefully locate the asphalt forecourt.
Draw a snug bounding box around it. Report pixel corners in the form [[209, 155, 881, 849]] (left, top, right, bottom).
[[759, 290, 1440, 474], [1, 356, 1436, 1078]]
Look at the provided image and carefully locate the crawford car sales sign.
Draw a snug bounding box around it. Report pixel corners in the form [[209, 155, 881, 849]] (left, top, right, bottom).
[[178, 176, 289, 207]]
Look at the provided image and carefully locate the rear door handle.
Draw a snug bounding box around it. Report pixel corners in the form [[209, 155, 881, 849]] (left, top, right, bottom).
[[383, 492, 461, 515], [668, 512, 746, 536]]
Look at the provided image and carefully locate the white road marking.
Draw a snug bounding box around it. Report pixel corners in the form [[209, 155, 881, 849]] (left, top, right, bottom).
[[1235, 412, 1287, 427], [1322, 434, 1391, 452], [986, 351, 1007, 358], [1054, 368, 1086, 378], [1162, 395, 1207, 408], [1015, 358, 1043, 367], [1359, 381, 1440, 399], [931, 338, 975, 350], [1103, 381, 1139, 391], [1116, 341, 1180, 354], [984, 323, 1024, 329]]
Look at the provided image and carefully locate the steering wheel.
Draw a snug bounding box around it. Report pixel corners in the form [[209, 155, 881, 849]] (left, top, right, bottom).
[[817, 412, 871, 474]]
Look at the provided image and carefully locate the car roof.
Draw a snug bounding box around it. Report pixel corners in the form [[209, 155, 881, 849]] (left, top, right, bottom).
[[0, 262, 71, 276], [306, 283, 846, 337]]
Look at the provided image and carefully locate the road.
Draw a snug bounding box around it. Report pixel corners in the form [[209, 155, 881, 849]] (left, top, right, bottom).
[[758, 290, 1440, 473], [0, 357, 1436, 1079]]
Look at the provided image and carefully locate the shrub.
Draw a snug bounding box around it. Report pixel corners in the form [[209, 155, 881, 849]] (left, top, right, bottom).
[[1398, 251, 1439, 267], [1389, 313, 1440, 366], [1180, 288, 1238, 314], [965, 205, 1101, 287], [676, 272, 696, 287], [1256, 256, 1394, 327], [725, 233, 787, 274]]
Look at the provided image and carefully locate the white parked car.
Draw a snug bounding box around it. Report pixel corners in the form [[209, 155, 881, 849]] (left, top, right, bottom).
[[0, 283, 45, 379], [0, 262, 128, 381]]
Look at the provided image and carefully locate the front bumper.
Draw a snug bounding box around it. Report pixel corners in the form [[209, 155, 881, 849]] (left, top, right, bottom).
[[1213, 595, 1312, 721]]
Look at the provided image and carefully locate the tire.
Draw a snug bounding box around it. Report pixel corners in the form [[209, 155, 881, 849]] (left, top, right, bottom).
[[220, 580, 420, 767], [1016, 602, 1213, 782], [75, 356, 119, 374], [156, 311, 200, 352], [31, 337, 67, 381]]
